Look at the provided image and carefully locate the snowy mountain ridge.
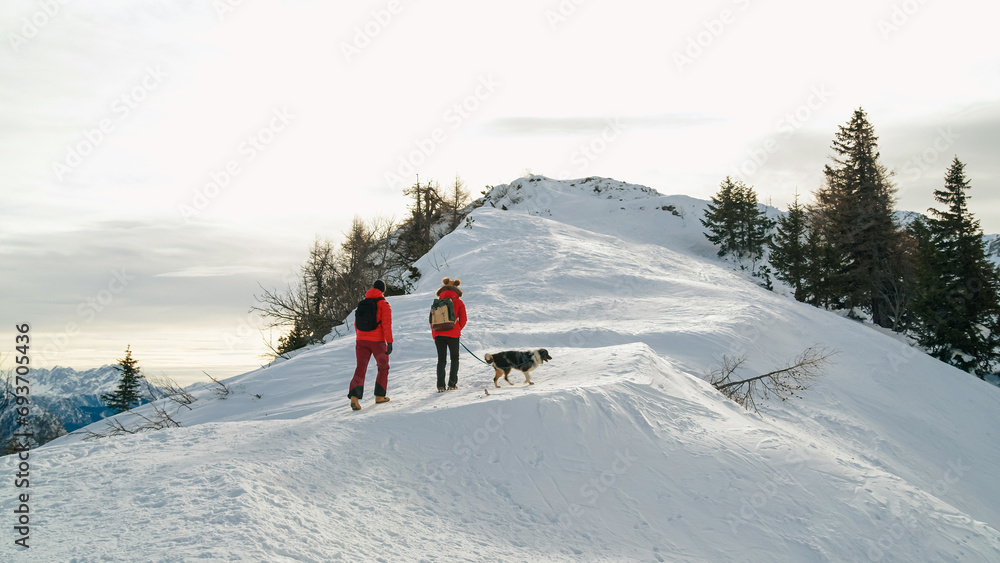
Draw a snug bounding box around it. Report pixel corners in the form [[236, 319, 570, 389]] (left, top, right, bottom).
[[5, 176, 1000, 562], [0, 366, 123, 448], [26, 365, 121, 397], [28, 366, 126, 434]]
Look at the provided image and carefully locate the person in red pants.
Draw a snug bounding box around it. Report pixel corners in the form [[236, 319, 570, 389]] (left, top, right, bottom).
[[349, 280, 393, 410]]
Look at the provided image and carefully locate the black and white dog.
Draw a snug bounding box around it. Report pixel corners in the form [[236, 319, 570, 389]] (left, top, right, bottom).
[[484, 349, 552, 387]]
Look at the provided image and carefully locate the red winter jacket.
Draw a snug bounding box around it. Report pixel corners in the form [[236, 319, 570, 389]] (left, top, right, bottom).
[[431, 288, 467, 339], [356, 288, 393, 343]]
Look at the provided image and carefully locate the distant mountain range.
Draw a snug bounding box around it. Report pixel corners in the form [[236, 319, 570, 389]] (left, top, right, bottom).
[[1, 365, 157, 450]]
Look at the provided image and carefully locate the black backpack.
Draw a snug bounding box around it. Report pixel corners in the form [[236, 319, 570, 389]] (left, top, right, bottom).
[[355, 297, 383, 332]]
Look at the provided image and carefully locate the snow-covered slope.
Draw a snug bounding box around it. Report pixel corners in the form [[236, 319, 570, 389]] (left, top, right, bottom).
[[5, 177, 1000, 562]]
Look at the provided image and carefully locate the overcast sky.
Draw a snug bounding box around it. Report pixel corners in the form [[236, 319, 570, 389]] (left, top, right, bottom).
[[2, 0, 998, 384]]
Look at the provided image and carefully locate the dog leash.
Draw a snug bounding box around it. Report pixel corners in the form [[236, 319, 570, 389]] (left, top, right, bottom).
[[460, 340, 493, 366]]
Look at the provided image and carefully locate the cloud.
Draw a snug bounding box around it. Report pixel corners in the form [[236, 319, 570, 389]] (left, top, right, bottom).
[[481, 114, 723, 136], [879, 104, 1000, 232], [0, 220, 300, 307], [155, 266, 282, 278], [0, 219, 304, 370]]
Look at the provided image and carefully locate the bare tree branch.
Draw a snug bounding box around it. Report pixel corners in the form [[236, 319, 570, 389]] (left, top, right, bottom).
[[144, 375, 197, 410], [80, 400, 183, 440], [709, 346, 837, 413], [204, 372, 231, 399]]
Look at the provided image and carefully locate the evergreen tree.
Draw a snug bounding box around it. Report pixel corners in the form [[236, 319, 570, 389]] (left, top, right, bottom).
[[801, 224, 844, 309], [812, 108, 902, 327], [770, 193, 810, 301], [702, 177, 773, 268], [882, 229, 918, 332], [910, 157, 1000, 377], [275, 320, 311, 356], [734, 183, 775, 264], [101, 346, 144, 414], [801, 204, 849, 309], [702, 176, 741, 257]]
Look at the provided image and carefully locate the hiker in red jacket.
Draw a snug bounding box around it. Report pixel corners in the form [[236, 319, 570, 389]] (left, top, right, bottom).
[[349, 280, 393, 410], [432, 277, 467, 392]]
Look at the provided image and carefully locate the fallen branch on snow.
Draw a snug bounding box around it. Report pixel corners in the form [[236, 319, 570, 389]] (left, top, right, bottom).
[[709, 346, 837, 414]]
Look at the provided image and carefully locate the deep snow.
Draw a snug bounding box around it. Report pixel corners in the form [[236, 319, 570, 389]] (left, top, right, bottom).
[[4, 176, 999, 562]]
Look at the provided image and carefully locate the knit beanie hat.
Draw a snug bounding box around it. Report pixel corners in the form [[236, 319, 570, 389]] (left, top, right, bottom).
[[373, 279, 386, 293], [437, 277, 463, 297]]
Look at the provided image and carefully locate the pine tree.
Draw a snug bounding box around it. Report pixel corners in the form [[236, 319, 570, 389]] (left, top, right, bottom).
[[276, 320, 311, 355], [882, 229, 918, 332], [101, 346, 144, 414], [801, 224, 844, 309], [734, 182, 774, 264], [911, 157, 1000, 377], [702, 177, 773, 270], [801, 203, 849, 310], [701, 177, 741, 257], [812, 108, 902, 327], [770, 193, 810, 301]]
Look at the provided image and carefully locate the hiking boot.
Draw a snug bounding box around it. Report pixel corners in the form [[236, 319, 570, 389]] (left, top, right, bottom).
[[375, 396, 390, 404], [350, 396, 361, 411], [437, 388, 446, 393], [448, 386, 458, 391]]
